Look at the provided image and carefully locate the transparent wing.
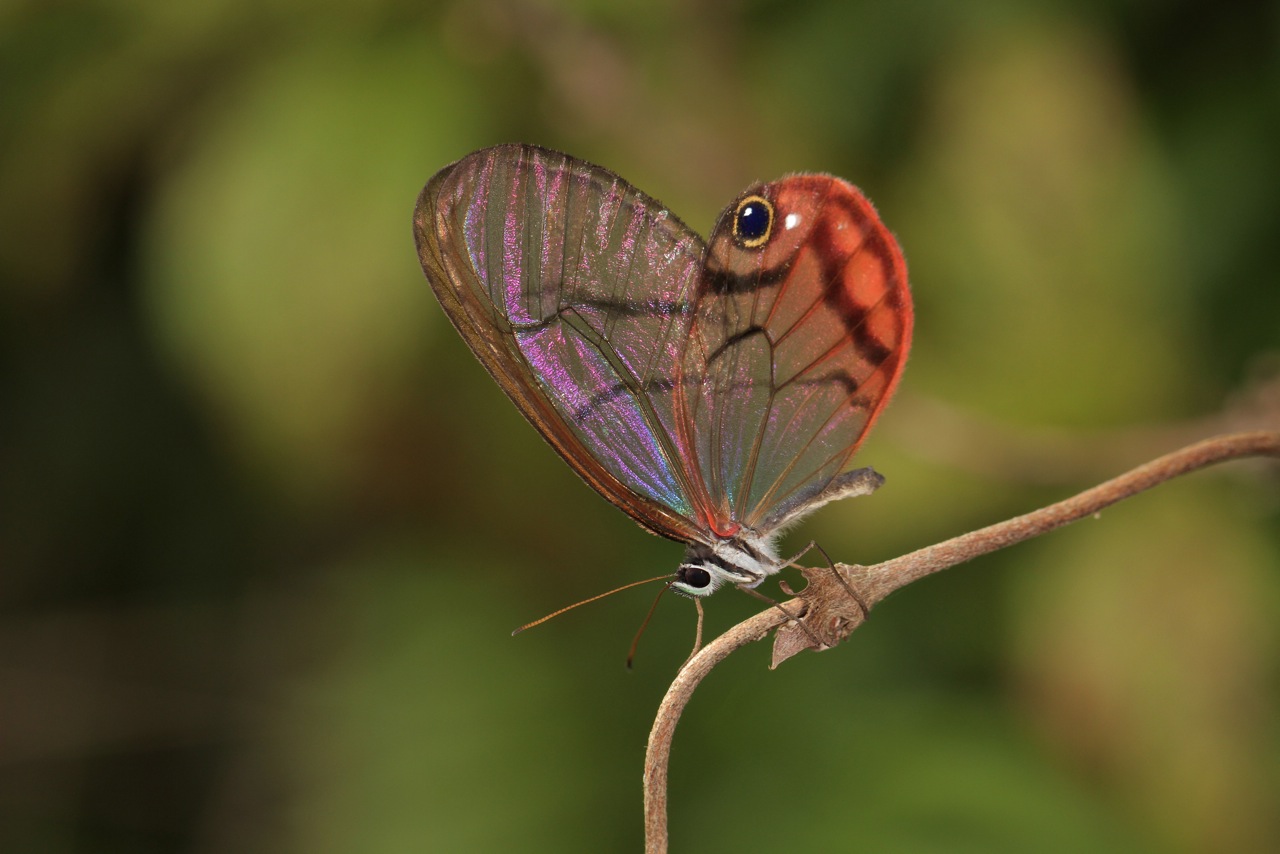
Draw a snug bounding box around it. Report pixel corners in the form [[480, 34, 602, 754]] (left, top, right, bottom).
[[414, 144, 706, 541], [679, 176, 913, 533]]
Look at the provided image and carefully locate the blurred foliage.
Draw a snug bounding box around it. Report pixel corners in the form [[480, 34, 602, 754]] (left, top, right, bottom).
[[1, 1, 1278, 852]]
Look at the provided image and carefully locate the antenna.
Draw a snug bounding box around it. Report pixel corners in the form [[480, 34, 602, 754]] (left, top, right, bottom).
[[627, 580, 677, 669], [511, 573, 674, 636]]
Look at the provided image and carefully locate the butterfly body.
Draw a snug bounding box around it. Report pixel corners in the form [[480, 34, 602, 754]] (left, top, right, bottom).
[[674, 465, 885, 594], [677, 535, 777, 597], [415, 145, 912, 597]]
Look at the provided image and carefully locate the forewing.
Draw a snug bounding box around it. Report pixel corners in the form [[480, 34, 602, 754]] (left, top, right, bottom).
[[680, 176, 913, 532], [414, 144, 705, 540]]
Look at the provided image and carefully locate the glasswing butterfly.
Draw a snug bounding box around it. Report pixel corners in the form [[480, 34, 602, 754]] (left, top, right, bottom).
[[414, 144, 911, 599]]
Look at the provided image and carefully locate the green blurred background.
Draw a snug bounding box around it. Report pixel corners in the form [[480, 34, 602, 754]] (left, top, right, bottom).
[[2, 1, 1279, 851]]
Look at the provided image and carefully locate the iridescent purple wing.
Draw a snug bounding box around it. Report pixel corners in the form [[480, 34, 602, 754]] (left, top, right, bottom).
[[677, 176, 913, 535], [414, 144, 706, 541]]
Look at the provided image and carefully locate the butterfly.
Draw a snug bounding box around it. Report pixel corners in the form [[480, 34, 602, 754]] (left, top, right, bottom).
[[414, 144, 912, 598]]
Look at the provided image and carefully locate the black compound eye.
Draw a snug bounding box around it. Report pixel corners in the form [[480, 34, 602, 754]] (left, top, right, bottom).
[[732, 194, 774, 248], [681, 567, 712, 589]]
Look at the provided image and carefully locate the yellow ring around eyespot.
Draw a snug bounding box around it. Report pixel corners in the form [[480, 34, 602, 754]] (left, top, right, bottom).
[[733, 194, 774, 249]]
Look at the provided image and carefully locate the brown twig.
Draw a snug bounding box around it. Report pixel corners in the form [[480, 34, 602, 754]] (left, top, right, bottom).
[[642, 431, 1280, 854], [887, 362, 1280, 485]]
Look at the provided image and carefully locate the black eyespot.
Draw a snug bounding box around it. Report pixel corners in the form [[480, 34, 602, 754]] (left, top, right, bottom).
[[732, 194, 773, 248], [681, 567, 712, 589]]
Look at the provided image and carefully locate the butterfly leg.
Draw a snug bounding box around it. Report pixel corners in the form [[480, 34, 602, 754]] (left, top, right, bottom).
[[678, 598, 706, 672], [812, 542, 870, 621], [737, 584, 826, 650], [777, 541, 870, 621], [777, 540, 818, 571]]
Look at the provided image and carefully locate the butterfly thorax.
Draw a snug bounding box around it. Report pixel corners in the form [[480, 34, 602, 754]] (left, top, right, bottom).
[[674, 534, 779, 597]]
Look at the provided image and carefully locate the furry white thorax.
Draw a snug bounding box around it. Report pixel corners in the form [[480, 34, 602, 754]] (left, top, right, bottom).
[[669, 467, 886, 597], [673, 531, 780, 597]]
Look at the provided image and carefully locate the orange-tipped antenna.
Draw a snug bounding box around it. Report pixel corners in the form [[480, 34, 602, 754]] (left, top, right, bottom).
[[511, 573, 674, 636], [626, 580, 677, 669]]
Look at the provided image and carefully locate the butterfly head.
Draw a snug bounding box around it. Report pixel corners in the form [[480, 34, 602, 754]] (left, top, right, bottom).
[[672, 536, 778, 598]]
